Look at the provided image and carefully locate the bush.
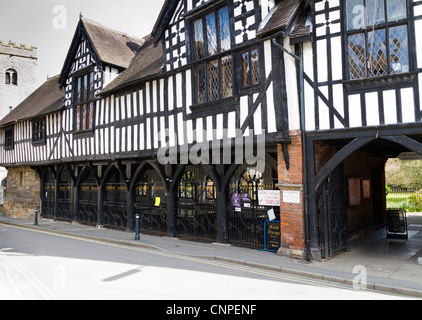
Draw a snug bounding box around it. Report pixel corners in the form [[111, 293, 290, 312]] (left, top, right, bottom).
[[409, 190, 422, 212]]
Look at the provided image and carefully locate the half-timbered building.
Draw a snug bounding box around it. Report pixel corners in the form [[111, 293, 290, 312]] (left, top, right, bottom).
[[0, 0, 308, 254], [2, 0, 421, 260], [301, 0, 422, 260]]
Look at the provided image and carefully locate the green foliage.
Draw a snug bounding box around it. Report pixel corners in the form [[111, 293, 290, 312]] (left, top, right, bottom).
[[385, 159, 422, 189]]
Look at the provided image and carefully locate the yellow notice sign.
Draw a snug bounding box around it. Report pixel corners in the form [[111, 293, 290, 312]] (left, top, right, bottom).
[[154, 197, 161, 207]]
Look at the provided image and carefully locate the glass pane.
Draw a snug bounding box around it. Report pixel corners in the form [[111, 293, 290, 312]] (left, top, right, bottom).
[[194, 19, 206, 59], [77, 77, 82, 103], [389, 25, 409, 73], [76, 105, 81, 131], [387, 0, 407, 22], [219, 6, 231, 52], [196, 64, 206, 104], [242, 52, 250, 87], [348, 33, 367, 79], [206, 13, 218, 56], [367, 0, 385, 26], [251, 49, 260, 85], [346, 0, 364, 30], [208, 60, 219, 101], [367, 29, 387, 77], [84, 74, 88, 101], [82, 104, 87, 130], [89, 73, 94, 100], [221, 55, 233, 98]]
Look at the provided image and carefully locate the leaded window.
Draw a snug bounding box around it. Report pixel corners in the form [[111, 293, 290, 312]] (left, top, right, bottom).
[[241, 49, 260, 88], [73, 72, 95, 132], [345, 0, 410, 80], [193, 6, 233, 104], [32, 119, 46, 144], [4, 127, 14, 149]]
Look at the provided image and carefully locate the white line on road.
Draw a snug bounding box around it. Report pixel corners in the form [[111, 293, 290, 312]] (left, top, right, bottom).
[[0, 249, 57, 300]]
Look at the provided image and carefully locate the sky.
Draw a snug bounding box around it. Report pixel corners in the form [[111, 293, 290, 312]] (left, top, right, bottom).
[[0, 0, 165, 86]]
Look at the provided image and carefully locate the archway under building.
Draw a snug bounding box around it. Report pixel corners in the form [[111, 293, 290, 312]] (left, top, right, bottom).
[[307, 129, 422, 260]]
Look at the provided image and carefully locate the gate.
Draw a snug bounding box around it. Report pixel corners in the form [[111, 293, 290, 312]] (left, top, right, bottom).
[[103, 168, 128, 230], [57, 170, 72, 222], [134, 168, 167, 236], [42, 169, 55, 219], [57, 183, 72, 222], [317, 164, 348, 258], [228, 163, 280, 249], [42, 183, 56, 219], [79, 183, 98, 226], [177, 167, 217, 243]]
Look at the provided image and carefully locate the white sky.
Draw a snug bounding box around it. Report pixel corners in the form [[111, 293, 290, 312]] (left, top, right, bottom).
[[0, 0, 165, 86]]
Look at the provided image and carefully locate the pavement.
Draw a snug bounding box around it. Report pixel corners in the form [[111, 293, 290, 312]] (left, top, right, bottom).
[[0, 213, 422, 299]]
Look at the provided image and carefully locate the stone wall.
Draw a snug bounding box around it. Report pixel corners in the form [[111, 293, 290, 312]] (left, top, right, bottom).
[[3, 167, 41, 220]]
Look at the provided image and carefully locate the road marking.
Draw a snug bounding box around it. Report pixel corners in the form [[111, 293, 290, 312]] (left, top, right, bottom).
[[0, 223, 399, 299], [0, 249, 57, 300]]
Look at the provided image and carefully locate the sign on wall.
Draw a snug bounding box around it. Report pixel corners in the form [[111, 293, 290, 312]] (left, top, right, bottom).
[[258, 190, 280, 206]]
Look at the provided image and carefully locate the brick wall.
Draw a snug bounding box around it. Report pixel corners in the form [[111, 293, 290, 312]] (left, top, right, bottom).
[[3, 167, 41, 220], [277, 130, 305, 258]]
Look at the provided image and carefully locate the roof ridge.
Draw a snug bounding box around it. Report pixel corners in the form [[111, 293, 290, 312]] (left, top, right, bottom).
[[81, 17, 143, 43]]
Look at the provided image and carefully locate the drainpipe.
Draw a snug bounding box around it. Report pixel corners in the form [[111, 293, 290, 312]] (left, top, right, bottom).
[[272, 37, 311, 261]]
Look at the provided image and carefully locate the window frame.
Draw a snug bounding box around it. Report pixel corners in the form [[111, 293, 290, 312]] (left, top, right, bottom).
[[190, 3, 235, 105], [5, 69, 18, 86], [32, 118, 46, 145], [343, 0, 413, 81], [4, 126, 14, 150], [72, 69, 96, 134], [240, 47, 261, 89]]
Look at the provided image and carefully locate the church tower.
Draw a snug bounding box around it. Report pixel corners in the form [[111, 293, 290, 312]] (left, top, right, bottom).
[[0, 41, 38, 196], [0, 40, 38, 121]]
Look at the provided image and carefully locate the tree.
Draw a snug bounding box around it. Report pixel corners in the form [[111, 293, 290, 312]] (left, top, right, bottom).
[[385, 159, 422, 189]]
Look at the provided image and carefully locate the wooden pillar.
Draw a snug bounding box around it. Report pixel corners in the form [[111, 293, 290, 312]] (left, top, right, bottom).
[[216, 187, 228, 244]]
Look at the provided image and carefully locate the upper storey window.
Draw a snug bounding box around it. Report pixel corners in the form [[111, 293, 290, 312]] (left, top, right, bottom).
[[5, 69, 18, 85], [345, 0, 410, 80], [193, 5, 233, 104], [73, 71, 95, 132]]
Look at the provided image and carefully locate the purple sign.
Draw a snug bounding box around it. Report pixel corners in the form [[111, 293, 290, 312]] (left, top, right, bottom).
[[242, 194, 251, 203], [232, 194, 241, 207]]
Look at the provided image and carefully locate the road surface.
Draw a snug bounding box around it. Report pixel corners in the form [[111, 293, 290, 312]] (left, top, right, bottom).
[[0, 224, 414, 301]]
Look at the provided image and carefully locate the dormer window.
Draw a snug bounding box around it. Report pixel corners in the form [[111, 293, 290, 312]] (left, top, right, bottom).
[[5, 69, 18, 85], [345, 0, 410, 80], [192, 5, 233, 104]]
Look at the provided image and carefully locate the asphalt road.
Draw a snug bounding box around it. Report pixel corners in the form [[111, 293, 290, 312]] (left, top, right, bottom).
[[0, 224, 414, 301]]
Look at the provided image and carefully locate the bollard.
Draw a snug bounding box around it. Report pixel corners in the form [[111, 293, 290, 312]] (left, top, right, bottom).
[[34, 208, 39, 226], [135, 214, 140, 241]]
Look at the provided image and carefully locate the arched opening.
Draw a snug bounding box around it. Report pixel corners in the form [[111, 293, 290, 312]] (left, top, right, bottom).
[[227, 161, 279, 249], [310, 133, 422, 259], [5, 69, 18, 85], [42, 167, 56, 220], [57, 168, 73, 223], [78, 167, 99, 226], [176, 166, 217, 243], [103, 166, 128, 230], [133, 165, 167, 236]]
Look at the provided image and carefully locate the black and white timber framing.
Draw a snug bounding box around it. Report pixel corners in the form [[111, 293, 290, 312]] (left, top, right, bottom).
[[0, 0, 300, 249], [2, 0, 422, 257]]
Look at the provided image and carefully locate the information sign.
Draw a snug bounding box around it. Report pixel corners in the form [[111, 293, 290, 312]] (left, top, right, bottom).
[[386, 209, 408, 239], [260, 220, 281, 253]]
